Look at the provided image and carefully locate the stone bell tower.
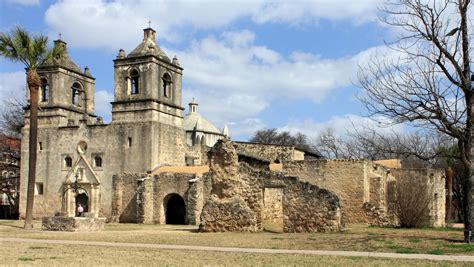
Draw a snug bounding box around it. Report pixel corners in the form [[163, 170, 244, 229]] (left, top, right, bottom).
[[111, 27, 186, 166], [111, 27, 184, 122], [35, 39, 96, 127]]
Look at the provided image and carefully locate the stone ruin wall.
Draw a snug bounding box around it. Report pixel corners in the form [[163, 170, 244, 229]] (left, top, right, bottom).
[[199, 140, 342, 232], [390, 168, 446, 227], [185, 144, 210, 166], [282, 159, 370, 224], [111, 172, 210, 224], [233, 142, 302, 162], [281, 159, 445, 227]]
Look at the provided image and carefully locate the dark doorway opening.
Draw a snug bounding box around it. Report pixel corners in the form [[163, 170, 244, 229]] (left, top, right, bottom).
[[165, 194, 186, 224], [75, 193, 89, 216]]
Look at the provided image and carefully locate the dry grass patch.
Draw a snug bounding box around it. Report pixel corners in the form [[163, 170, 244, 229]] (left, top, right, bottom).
[[0, 220, 469, 255], [0, 242, 470, 266]]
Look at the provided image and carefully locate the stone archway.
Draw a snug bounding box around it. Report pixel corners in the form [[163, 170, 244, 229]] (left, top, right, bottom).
[[164, 194, 186, 224]]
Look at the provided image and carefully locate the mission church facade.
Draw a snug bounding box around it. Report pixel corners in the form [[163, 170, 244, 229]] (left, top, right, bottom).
[[20, 27, 228, 218]]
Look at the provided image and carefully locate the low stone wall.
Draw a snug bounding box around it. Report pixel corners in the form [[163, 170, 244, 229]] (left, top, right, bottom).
[[199, 139, 342, 233], [233, 142, 303, 163], [282, 159, 369, 224], [42, 216, 106, 232], [111, 171, 210, 225], [390, 168, 446, 227]]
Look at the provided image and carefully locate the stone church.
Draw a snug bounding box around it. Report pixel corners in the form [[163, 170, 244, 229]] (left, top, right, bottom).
[[21, 27, 446, 232], [20, 27, 227, 219]]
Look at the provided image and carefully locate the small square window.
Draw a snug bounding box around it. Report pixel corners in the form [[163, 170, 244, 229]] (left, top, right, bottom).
[[35, 183, 43, 195], [64, 156, 73, 168], [94, 156, 102, 168]]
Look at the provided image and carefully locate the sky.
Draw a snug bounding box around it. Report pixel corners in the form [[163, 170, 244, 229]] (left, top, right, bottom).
[[0, 0, 399, 141]]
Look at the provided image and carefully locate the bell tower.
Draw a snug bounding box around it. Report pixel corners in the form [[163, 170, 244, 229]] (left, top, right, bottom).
[[111, 27, 184, 122], [35, 39, 96, 126], [110, 27, 186, 166]]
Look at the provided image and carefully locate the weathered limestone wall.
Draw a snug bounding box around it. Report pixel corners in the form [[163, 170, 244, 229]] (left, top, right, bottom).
[[111, 173, 148, 223], [111, 171, 209, 224], [282, 159, 369, 223], [390, 168, 446, 227], [234, 142, 303, 163], [199, 140, 342, 232], [185, 144, 210, 165]]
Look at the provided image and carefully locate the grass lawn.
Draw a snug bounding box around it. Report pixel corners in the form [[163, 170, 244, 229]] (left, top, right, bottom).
[[0, 220, 473, 265]]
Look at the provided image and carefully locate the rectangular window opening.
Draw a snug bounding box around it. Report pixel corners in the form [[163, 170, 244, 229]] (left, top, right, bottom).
[[39, 142, 43, 151], [35, 182, 44, 195], [128, 137, 132, 147]]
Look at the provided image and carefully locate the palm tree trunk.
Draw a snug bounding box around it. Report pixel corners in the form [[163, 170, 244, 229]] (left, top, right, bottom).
[[24, 70, 40, 229]]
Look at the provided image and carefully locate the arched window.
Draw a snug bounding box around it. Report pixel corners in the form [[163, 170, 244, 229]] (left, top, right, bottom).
[[130, 70, 139, 95], [94, 156, 102, 168], [71, 82, 82, 106], [65, 156, 72, 168], [40, 78, 49, 102], [162, 73, 172, 98]]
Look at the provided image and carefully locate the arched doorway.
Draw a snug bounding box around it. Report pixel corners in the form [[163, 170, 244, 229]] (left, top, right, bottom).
[[75, 193, 89, 216], [165, 194, 186, 224]]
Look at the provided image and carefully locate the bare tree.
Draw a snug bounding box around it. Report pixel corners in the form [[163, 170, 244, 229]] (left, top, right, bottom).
[[0, 96, 26, 138], [358, 0, 472, 241]]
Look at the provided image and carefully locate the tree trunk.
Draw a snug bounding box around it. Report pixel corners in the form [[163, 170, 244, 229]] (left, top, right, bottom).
[[24, 70, 40, 229], [446, 167, 453, 222]]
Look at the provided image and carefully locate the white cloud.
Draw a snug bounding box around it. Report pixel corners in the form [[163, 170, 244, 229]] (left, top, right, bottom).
[[282, 114, 405, 140], [172, 30, 369, 131], [5, 0, 39, 6], [94, 90, 113, 123], [253, 0, 382, 25], [0, 71, 26, 101], [44, 0, 381, 50]]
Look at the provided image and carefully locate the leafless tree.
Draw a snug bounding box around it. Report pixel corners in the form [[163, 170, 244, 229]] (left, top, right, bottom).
[[358, 0, 472, 241], [0, 96, 26, 138]]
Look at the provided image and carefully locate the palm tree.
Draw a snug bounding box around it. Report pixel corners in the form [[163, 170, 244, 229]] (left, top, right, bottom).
[[0, 27, 64, 229]]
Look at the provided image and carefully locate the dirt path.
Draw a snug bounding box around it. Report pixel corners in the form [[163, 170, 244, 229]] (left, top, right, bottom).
[[2, 237, 474, 262]]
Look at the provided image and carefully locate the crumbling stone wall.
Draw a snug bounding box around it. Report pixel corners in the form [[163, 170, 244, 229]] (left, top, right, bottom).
[[283, 159, 369, 223], [199, 139, 342, 232], [390, 168, 445, 227], [111, 171, 208, 224], [282, 159, 444, 227], [234, 142, 304, 163], [111, 173, 148, 223]]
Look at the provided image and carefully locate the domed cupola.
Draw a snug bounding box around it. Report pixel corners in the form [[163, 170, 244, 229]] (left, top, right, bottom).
[[183, 98, 228, 147], [127, 27, 170, 62]]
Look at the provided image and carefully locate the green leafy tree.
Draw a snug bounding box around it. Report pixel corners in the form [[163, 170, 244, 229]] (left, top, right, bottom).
[[0, 27, 63, 228]]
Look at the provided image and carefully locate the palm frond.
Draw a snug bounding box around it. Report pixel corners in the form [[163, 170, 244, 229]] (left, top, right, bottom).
[[0, 26, 64, 70]]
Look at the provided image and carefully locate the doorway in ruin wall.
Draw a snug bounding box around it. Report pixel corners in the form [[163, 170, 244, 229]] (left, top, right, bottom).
[[263, 187, 284, 232], [164, 193, 186, 224]]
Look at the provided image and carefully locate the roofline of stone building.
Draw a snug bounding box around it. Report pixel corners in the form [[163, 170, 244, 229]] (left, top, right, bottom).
[[233, 141, 322, 158], [37, 64, 96, 80], [111, 98, 185, 111], [113, 54, 183, 70]]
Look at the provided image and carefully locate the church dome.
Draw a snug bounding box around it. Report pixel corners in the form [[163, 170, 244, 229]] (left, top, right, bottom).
[[183, 99, 222, 135]]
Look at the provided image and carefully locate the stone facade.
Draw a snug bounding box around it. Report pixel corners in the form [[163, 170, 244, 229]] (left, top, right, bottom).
[[19, 28, 224, 220]]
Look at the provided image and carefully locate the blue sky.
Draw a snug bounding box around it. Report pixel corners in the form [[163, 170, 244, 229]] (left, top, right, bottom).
[[0, 0, 395, 141]]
